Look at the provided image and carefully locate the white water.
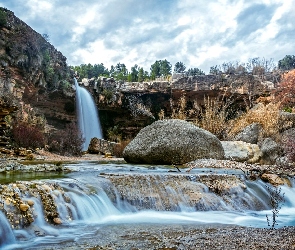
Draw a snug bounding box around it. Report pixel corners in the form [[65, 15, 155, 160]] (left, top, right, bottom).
[[75, 78, 103, 150], [0, 211, 15, 248], [1, 164, 295, 249]]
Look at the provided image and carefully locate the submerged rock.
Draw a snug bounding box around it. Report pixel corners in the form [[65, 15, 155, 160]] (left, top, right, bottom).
[[123, 119, 224, 164]]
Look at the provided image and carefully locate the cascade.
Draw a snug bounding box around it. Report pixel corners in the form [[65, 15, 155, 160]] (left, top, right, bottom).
[[0, 211, 15, 248], [75, 78, 103, 150], [0, 163, 294, 249]]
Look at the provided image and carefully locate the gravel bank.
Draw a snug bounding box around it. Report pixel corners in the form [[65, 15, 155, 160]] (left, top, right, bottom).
[[40, 224, 295, 250]]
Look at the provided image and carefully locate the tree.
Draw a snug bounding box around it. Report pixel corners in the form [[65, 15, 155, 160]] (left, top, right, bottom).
[[150, 59, 172, 80], [0, 8, 7, 27], [160, 59, 172, 77], [138, 67, 144, 82], [278, 55, 295, 71], [130, 64, 139, 82], [187, 68, 205, 76], [209, 65, 222, 75], [150, 60, 161, 80], [174, 62, 186, 73]]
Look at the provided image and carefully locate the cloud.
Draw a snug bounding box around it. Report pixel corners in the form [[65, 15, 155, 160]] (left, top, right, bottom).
[[1, 0, 294, 73]]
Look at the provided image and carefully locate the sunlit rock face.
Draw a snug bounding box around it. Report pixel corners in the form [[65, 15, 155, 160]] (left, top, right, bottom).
[[123, 119, 224, 164]]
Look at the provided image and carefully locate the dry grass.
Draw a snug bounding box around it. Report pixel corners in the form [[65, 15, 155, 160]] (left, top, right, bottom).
[[170, 95, 188, 120], [194, 96, 228, 139], [166, 95, 229, 139], [113, 139, 131, 157], [228, 102, 281, 138]]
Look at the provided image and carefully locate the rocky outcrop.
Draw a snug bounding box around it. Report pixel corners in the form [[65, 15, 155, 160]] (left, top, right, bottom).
[[221, 141, 262, 163], [123, 119, 224, 164]]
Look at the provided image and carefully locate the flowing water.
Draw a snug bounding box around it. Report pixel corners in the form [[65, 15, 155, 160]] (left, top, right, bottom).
[[75, 78, 103, 150], [0, 162, 294, 249]]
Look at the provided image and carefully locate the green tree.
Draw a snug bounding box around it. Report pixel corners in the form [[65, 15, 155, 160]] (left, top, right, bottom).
[[278, 55, 295, 71], [0, 8, 7, 27], [130, 64, 139, 82], [209, 65, 222, 75], [138, 67, 144, 82], [150, 60, 172, 79], [174, 61, 186, 73], [160, 59, 172, 77], [187, 68, 205, 76], [150, 60, 161, 80]]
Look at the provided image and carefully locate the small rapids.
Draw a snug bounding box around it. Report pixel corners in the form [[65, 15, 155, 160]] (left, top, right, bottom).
[[0, 163, 294, 249]]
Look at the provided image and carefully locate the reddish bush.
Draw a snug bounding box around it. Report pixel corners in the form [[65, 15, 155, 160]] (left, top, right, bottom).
[[12, 122, 46, 148], [275, 69, 295, 107], [48, 122, 85, 156]]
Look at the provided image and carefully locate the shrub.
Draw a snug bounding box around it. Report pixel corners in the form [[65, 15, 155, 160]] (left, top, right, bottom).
[[0, 8, 7, 27], [48, 122, 84, 156], [194, 96, 228, 139], [228, 102, 281, 138], [12, 122, 46, 149], [275, 69, 295, 107]]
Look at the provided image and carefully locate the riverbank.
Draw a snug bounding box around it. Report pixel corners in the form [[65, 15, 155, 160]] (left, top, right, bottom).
[[36, 224, 295, 250]]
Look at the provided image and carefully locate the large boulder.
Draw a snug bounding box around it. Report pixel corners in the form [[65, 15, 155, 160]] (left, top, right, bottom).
[[123, 119, 224, 164], [221, 141, 262, 163]]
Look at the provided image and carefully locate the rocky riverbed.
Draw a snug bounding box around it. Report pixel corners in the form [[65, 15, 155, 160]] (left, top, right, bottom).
[[33, 224, 295, 250], [0, 155, 295, 250]]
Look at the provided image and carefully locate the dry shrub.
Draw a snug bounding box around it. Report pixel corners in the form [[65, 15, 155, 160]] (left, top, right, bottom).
[[48, 122, 84, 156], [228, 102, 281, 138], [194, 96, 228, 139], [12, 122, 46, 148], [112, 139, 130, 157], [170, 95, 187, 120]]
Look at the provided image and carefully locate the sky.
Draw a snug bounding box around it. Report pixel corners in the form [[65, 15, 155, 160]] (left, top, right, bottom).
[[0, 0, 294, 73]]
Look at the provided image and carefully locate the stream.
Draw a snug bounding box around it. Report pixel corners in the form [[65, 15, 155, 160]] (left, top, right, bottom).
[[0, 162, 294, 249]]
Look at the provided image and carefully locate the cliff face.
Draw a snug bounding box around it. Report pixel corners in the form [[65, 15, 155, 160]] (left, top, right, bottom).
[[0, 7, 75, 132], [0, 7, 279, 146]]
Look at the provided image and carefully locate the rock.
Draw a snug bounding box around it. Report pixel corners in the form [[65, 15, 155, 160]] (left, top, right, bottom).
[[259, 138, 282, 164], [221, 141, 262, 163], [279, 111, 295, 131], [53, 217, 62, 225], [261, 173, 285, 186], [123, 119, 224, 164], [234, 123, 262, 144], [19, 203, 30, 212], [27, 200, 34, 206]]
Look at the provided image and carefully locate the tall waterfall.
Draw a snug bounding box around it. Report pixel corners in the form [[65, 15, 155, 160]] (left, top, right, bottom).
[[75, 78, 103, 150]]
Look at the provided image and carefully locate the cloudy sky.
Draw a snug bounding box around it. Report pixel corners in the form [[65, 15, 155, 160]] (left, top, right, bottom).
[[1, 0, 294, 73]]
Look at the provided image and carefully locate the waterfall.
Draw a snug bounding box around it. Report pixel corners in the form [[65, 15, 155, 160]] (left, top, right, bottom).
[[75, 78, 103, 151]]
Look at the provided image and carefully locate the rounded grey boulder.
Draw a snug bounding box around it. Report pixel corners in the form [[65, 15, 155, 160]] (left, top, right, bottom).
[[123, 119, 224, 164]]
